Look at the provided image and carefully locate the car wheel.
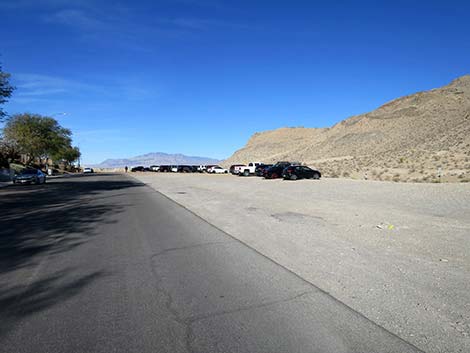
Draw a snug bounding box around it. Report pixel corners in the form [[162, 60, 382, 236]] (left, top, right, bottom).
[[290, 174, 297, 180], [224, 171, 228, 173], [243, 170, 250, 177], [313, 173, 320, 180]]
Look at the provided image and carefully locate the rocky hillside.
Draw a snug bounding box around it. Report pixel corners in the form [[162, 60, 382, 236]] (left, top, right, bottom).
[[225, 76, 470, 182], [96, 152, 220, 168]]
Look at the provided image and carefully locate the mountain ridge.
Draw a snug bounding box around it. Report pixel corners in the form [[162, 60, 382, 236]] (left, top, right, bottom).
[[95, 152, 220, 168], [224, 75, 470, 182]]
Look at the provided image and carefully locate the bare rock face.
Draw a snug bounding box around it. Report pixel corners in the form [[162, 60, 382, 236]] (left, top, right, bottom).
[[224, 76, 470, 182]]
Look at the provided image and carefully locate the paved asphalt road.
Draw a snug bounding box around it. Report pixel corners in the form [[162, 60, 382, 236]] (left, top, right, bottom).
[[0, 174, 423, 353]]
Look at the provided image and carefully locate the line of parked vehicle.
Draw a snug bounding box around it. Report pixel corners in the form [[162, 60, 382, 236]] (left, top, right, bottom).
[[131, 161, 321, 181], [230, 161, 321, 180], [131, 164, 229, 173]]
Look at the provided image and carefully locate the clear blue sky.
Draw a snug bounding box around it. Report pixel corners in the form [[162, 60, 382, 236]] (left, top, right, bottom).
[[1, 0, 469, 164]]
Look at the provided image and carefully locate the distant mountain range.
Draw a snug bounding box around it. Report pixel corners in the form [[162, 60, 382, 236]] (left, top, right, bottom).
[[95, 152, 220, 168]]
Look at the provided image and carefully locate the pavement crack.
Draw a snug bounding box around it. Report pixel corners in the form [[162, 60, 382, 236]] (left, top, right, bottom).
[[150, 241, 234, 259], [185, 290, 314, 324]]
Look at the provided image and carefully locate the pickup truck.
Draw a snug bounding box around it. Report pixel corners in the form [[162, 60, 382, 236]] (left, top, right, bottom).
[[239, 162, 263, 176]]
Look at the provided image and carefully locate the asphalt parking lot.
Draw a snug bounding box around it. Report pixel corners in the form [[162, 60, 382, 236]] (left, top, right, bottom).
[[0, 173, 424, 353], [133, 172, 470, 353]]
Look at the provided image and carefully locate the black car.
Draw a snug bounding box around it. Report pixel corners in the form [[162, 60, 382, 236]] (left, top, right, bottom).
[[282, 165, 321, 180], [13, 168, 47, 184], [264, 162, 293, 179], [177, 165, 193, 173], [159, 165, 171, 172], [131, 166, 145, 172], [255, 164, 273, 177]]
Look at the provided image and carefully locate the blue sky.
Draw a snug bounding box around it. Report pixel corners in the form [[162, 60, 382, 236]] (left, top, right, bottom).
[[1, 0, 469, 164]]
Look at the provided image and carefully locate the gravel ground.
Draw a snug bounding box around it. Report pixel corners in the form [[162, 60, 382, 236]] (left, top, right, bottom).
[[132, 173, 470, 353]]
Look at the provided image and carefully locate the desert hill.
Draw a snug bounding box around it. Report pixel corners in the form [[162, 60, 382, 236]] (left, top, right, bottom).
[[224, 76, 470, 182]]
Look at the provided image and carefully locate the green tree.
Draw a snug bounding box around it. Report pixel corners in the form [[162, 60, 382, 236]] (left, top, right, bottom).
[[0, 63, 15, 121], [3, 113, 73, 166], [0, 138, 19, 168], [54, 145, 81, 166]]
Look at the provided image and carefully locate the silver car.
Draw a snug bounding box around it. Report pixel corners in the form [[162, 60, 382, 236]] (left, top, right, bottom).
[[13, 168, 47, 185]]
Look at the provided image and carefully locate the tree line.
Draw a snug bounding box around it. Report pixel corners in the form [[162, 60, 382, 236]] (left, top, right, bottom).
[[0, 63, 81, 170]]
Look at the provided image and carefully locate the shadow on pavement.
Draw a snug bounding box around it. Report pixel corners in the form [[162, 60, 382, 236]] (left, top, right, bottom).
[[0, 269, 107, 335], [0, 173, 143, 274], [0, 174, 143, 333]]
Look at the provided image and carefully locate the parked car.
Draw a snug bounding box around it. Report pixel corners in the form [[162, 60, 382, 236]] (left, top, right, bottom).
[[204, 165, 217, 173], [171, 165, 178, 173], [229, 164, 246, 175], [255, 164, 273, 177], [282, 165, 321, 180], [177, 165, 193, 173], [209, 166, 228, 174], [83, 167, 94, 173], [150, 165, 160, 172], [159, 165, 171, 172], [131, 166, 145, 172], [239, 162, 262, 176], [264, 162, 293, 179], [13, 168, 46, 185]]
